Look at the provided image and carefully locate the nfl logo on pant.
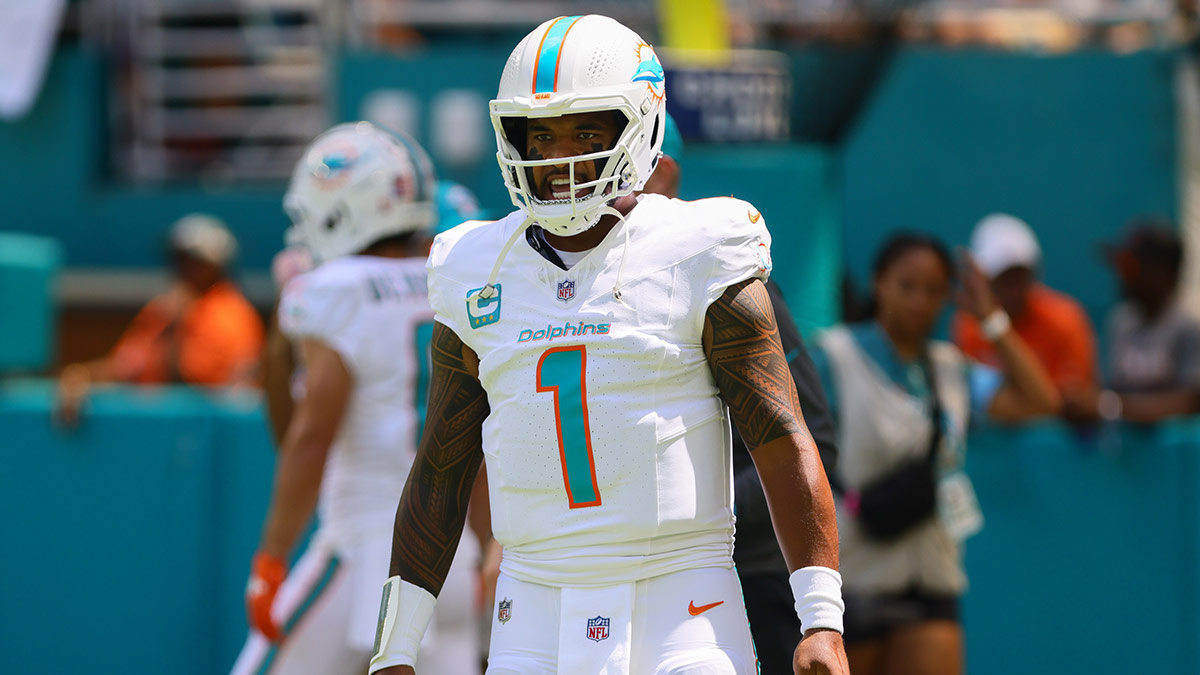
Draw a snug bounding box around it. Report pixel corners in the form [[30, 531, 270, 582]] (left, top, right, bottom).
[[498, 597, 512, 624], [586, 615, 610, 642]]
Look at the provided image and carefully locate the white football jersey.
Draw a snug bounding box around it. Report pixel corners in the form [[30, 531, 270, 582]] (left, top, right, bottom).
[[427, 194, 773, 586], [279, 255, 435, 543]]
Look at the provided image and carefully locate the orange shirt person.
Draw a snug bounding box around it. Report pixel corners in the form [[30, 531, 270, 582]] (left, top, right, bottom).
[[57, 214, 264, 423], [952, 214, 1096, 399]]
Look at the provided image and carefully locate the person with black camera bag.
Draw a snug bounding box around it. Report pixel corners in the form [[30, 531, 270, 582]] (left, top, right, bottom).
[[809, 233, 1059, 675]]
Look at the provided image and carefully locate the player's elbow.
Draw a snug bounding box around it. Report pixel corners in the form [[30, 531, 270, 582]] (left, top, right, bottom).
[[281, 420, 337, 465]]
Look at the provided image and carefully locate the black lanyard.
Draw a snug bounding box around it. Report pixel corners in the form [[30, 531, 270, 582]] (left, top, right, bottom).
[[525, 225, 569, 270]]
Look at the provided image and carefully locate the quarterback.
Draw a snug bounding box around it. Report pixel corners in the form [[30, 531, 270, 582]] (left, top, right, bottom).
[[232, 122, 485, 674], [372, 15, 848, 675]]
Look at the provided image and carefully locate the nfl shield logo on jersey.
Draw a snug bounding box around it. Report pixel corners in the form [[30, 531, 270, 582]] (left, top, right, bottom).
[[557, 279, 575, 303], [586, 615, 610, 642]]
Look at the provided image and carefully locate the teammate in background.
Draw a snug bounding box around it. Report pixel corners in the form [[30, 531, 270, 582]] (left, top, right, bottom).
[[263, 179, 485, 446], [233, 122, 487, 675], [644, 113, 842, 674], [56, 214, 263, 425], [372, 15, 847, 675]]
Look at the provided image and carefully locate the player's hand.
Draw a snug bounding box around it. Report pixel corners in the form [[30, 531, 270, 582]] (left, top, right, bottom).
[[246, 552, 287, 642], [372, 667, 415, 675], [793, 629, 849, 675], [956, 250, 1000, 320]]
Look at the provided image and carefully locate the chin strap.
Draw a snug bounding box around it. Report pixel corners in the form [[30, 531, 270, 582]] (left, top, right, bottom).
[[471, 207, 633, 310], [595, 205, 633, 310], [473, 215, 536, 301]]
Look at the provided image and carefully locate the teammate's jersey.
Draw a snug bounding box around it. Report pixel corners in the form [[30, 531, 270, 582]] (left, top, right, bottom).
[[279, 255, 434, 543], [427, 193, 772, 586]]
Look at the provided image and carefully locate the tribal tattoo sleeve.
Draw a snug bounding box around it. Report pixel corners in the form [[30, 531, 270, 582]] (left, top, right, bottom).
[[389, 321, 490, 594], [704, 279, 806, 451]]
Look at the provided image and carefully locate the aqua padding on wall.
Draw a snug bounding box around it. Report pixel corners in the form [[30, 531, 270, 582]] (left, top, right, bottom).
[[4, 384, 1200, 673], [678, 145, 841, 333], [0, 232, 62, 373]]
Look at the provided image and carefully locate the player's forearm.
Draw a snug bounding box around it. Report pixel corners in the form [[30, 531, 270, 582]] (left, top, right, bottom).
[[752, 432, 839, 572], [259, 438, 329, 559], [389, 322, 490, 595], [389, 449, 482, 595], [262, 320, 297, 446], [467, 464, 494, 550]]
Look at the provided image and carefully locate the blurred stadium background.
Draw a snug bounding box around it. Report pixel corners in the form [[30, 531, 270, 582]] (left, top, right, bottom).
[[1, 0, 1197, 672]]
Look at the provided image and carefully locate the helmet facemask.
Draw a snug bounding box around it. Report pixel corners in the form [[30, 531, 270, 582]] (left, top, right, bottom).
[[493, 103, 652, 238]]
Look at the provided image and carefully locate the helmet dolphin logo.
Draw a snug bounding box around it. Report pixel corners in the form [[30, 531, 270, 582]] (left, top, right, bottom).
[[632, 58, 663, 84]]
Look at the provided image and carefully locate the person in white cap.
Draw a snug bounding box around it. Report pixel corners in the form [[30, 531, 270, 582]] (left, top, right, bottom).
[[55, 213, 263, 425], [952, 213, 1096, 402]]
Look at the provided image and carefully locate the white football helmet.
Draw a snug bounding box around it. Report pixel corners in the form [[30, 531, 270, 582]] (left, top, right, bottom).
[[490, 14, 667, 237], [284, 121, 437, 264]]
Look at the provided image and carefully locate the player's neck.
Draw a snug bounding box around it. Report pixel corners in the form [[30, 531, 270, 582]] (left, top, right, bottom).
[[542, 195, 638, 252]]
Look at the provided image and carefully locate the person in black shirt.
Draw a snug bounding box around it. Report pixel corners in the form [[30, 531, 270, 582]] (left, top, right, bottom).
[[643, 116, 840, 674]]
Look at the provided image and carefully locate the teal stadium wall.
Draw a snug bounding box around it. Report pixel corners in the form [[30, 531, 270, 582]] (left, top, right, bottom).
[[3, 45, 1177, 330], [840, 48, 1178, 326], [0, 233, 62, 371], [3, 385, 1200, 674]]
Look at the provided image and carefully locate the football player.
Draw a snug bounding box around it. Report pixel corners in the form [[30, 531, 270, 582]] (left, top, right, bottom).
[[232, 122, 488, 675], [372, 15, 848, 675]]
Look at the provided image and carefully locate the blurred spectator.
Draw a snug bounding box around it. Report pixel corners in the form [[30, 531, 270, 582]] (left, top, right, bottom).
[[953, 213, 1097, 400], [811, 233, 1059, 675], [56, 214, 264, 424], [1063, 220, 1200, 423]]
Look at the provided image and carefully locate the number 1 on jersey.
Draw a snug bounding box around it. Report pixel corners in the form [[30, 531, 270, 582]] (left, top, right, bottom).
[[536, 345, 601, 508]]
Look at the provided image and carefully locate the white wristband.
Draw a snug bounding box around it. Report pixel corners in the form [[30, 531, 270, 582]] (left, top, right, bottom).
[[370, 576, 437, 673], [981, 309, 1012, 341], [790, 566, 845, 635]]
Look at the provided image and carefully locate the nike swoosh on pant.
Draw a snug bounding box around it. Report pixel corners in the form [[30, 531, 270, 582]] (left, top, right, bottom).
[[688, 600, 724, 616]]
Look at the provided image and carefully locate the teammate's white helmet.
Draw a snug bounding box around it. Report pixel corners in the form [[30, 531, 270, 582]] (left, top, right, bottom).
[[490, 15, 667, 237], [284, 121, 437, 264]]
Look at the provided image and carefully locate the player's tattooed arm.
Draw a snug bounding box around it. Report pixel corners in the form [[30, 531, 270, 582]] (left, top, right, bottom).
[[703, 278, 805, 449], [704, 279, 839, 574], [389, 321, 489, 595]]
